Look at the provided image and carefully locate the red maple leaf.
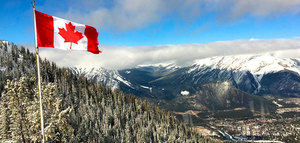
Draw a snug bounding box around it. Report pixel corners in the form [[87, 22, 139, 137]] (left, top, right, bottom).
[[58, 22, 84, 49]]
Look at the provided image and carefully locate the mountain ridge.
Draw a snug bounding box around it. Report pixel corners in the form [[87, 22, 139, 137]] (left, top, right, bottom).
[[71, 54, 300, 98]]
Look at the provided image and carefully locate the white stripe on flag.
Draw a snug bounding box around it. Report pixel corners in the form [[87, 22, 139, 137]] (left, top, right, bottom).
[[53, 16, 88, 51]]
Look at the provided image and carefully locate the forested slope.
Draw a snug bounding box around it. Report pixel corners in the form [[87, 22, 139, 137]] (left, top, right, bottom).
[[0, 41, 220, 142]]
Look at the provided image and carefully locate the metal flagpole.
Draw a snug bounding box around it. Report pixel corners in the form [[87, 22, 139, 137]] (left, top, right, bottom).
[[31, 0, 46, 142]]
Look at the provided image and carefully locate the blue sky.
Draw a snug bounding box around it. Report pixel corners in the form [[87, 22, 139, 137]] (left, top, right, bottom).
[[0, 0, 299, 46], [0, 0, 299, 69]]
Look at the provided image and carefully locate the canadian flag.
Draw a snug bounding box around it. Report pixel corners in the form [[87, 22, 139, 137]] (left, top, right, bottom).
[[34, 10, 101, 54]]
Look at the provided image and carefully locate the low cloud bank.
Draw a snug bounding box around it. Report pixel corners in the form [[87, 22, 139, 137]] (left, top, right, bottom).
[[36, 38, 300, 70]]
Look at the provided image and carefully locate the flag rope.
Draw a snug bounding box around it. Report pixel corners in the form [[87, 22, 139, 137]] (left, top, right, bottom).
[[31, 0, 46, 142]]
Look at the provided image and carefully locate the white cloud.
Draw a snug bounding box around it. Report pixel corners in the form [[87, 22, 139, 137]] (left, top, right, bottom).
[[230, 0, 300, 18], [59, 0, 165, 31], [55, 0, 300, 31], [271, 48, 300, 59], [38, 38, 300, 70]]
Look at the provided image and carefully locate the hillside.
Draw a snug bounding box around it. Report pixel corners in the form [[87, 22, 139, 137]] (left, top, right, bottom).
[[0, 41, 220, 142], [157, 81, 276, 112]]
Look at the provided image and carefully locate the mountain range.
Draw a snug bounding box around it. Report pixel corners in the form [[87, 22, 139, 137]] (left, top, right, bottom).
[[72, 54, 300, 100], [70, 54, 300, 117]]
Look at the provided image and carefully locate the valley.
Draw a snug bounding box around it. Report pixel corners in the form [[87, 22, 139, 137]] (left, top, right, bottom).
[[2, 0, 299, 142], [1, 40, 299, 142], [72, 54, 300, 142]]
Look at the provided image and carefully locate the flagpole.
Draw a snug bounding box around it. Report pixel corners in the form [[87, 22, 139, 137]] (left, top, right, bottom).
[[31, 0, 46, 142]]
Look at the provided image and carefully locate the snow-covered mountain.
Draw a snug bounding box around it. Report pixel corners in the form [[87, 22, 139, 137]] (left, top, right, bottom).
[[190, 55, 300, 92], [137, 63, 180, 72], [153, 54, 300, 97], [190, 54, 299, 76], [194, 55, 299, 95], [71, 67, 133, 90], [70, 54, 300, 98]]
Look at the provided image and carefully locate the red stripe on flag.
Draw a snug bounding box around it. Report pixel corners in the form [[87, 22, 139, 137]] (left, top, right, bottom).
[[35, 10, 54, 48], [84, 25, 101, 54]]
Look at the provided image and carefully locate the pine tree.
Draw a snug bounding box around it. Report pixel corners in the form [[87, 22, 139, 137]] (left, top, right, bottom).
[[0, 77, 74, 142], [0, 85, 12, 142]]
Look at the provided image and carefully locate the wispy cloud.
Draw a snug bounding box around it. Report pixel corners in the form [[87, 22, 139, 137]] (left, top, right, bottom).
[[37, 38, 300, 70], [54, 0, 300, 31], [229, 0, 300, 18]]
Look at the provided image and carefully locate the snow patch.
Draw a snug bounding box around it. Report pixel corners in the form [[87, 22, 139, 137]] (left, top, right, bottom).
[[140, 85, 152, 92], [115, 75, 133, 88], [221, 81, 230, 92], [273, 101, 283, 107], [181, 90, 189, 96], [0, 67, 6, 72]]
